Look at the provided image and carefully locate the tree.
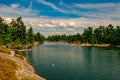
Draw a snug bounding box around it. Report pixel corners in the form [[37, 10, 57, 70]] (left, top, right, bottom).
[[94, 26, 106, 44], [16, 17, 26, 44], [26, 27, 34, 43], [105, 24, 114, 44], [0, 17, 12, 45], [112, 25, 120, 45], [82, 27, 93, 43], [10, 17, 26, 45], [34, 32, 45, 43]]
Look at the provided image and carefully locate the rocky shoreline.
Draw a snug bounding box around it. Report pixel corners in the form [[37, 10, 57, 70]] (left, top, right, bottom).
[[71, 43, 111, 47], [0, 52, 45, 80], [70, 42, 120, 47]]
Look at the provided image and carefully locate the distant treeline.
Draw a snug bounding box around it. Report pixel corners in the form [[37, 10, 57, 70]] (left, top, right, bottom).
[[1, 17, 120, 48], [0, 17, 45, 49], [47, 24, 120, 45]]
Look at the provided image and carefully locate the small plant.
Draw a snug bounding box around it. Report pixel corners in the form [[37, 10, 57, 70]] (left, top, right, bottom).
[[18, 52, 25, 56]]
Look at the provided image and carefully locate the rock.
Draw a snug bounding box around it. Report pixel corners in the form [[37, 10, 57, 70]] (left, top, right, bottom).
[[0, 52, 45, 80]]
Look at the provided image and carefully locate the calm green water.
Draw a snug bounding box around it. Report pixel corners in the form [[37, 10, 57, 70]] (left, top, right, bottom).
[[25, 42, 120, 80]]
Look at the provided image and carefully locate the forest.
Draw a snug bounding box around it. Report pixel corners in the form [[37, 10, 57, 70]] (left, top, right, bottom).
[[0, 17, 45, 49], [47, 24, 120, 45], [0, 17, 120, 49]]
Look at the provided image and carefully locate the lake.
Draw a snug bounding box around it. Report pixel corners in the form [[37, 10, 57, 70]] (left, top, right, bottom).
[[25, 42, 120, 80]]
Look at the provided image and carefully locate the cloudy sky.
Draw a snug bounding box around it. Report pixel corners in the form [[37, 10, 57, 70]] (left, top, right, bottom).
[[0, 0, 120, 37]]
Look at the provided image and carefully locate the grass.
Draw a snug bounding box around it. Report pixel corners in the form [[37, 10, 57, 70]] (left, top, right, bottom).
[[15, 52, 25, 60], [0, 46, 37, 80], [0, 46, 10, 54], [21, 76, 36, 80], [0, 56, 18, 80], [18, 52, 25, 56]]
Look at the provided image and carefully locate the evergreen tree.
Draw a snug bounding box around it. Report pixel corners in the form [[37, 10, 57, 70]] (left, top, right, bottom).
[[27, 27, 34, 43], [82, 27, 93, 43], [10, 17, 26, 45], [34, 32, 45, 43]]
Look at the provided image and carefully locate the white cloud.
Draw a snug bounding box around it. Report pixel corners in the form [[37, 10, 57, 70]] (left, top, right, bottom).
[[56, 2, 120, 20], [68, 22, 76, 26], [37, 0, 65, 13], [4, 16, 120, 37], [24, 17, 120, 36], [59, 22, 66, 27], [1, 1, 120, 21], [74, 3, 120, 9], [10, 4, 20, 8], [1, 1, 120, 37], [66, 28, 75, 31], [0, 2, 37, 17]]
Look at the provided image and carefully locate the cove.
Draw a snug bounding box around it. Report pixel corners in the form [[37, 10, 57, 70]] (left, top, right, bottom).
[[25, 42, 120, 80]]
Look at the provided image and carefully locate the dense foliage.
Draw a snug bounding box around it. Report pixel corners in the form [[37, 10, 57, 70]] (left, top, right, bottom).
[[0, 17, 45, 49], [47, 24, 120, 45], [0, 17, 120, 47]]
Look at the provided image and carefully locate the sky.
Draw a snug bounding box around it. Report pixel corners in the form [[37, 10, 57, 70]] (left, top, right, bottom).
[[0, 0, 120, 37]]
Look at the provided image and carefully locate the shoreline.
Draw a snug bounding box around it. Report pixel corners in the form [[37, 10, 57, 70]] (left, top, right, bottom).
[[71, 43, 120, 48], [71, 43, 111, 47], [16, 49, 32, 52], [44, 41, 120, 47], [1, 42, 119, 79], [46, 41, 120, 48], [0, 51, 45, 80]]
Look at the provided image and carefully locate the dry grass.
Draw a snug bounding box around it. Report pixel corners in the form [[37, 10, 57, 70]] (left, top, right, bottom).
[[0, 46, 42, 80], [21, 76, 36, 80], [0, 46, 10, 54], [0, 56, 18, 80]]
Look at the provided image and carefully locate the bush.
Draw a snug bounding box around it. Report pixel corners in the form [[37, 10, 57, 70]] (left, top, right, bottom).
[[18, 52, 25, 56]]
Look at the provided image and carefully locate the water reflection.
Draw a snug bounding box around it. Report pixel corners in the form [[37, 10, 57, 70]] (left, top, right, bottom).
[[26, 42, 120, 80]]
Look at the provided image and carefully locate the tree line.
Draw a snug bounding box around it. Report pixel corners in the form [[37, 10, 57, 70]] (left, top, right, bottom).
[[0, 16, 120, 48], [47, 24, 120, 45], [0, 17, 45, 49]]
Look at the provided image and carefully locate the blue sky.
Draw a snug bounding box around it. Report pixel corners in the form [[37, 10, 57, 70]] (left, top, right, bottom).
[[0, 0, 120, 36]]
